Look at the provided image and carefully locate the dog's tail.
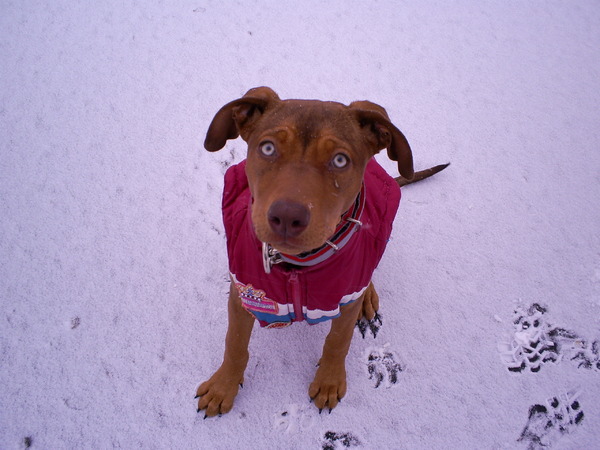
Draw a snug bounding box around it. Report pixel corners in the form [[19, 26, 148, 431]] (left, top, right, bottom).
[[395, 163, 450, 187]]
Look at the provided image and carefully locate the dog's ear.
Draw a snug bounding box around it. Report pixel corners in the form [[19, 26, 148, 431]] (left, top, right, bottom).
[[204, 87, 281, 151], [349, 101, 414, 180]]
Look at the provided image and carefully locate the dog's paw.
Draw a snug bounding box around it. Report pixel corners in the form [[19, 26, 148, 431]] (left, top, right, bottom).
[[358, 282, 380, 320], [308, 361, 347, 413], [366, 346, 404, 389], [195, 367, 243, 418], [321, 431, 362, 449], [518, 389, 585, 448], [356, 312, 382, 339]]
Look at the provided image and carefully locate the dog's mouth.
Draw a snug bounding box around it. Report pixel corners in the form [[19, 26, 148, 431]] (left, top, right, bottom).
[[252, 198, 338, 255], [260, 234, 329, 256], [254, 220, 339, 256], [253, 184, 365, 257], [260, 207, 364, 273]]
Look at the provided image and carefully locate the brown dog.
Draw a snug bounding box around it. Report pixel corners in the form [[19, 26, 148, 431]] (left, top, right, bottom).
[[196, 87, 447, 417]]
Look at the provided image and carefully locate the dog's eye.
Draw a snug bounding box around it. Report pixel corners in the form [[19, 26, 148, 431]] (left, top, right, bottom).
[[259, 141, 276, 157], [331, 153, 350, 169]]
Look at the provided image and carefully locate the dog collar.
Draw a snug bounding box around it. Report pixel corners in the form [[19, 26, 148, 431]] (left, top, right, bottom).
[[262, 183, 365, 274]]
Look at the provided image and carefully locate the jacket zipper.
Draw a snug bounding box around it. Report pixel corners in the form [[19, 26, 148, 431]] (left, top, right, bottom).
[[289, 270, 304, 322]]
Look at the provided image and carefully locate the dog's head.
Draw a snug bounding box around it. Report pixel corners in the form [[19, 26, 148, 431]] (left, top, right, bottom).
[[205, 87, 413, 255]]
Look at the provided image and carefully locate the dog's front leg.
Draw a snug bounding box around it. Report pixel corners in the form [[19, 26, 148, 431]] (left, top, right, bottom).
[[196, 280, 254, 417], [308, 294, 364, 412]]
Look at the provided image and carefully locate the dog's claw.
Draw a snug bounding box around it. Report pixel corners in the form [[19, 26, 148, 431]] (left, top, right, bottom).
[[369, 314, 382, 338], [328, 408, 332, 414], [356, 319, 368, 339], [239, 383, 244, 389], [356, 312, 382, 338], [319, 408, 323, 415]]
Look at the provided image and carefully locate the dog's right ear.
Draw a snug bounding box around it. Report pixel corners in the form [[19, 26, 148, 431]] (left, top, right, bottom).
[[204, 87, 280, 151]]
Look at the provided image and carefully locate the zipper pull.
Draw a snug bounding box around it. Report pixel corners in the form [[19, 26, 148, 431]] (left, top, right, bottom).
[[289, 270, 304, 322]]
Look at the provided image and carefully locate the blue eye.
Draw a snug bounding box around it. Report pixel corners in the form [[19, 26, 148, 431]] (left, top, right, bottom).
[[331, 153, 350, 169], [259, 141, 276, 157]]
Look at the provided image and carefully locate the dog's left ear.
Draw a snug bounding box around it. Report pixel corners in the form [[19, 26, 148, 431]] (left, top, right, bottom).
[[204, 87, 281, 151], [349, 101, 414, 180]]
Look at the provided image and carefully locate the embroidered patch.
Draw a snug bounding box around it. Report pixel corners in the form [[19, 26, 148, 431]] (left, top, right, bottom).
[[265, 321, 291, 329], [236, 282, 279, 314]]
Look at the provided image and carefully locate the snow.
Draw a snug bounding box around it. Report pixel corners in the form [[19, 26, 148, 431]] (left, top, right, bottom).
[[1, 1, 599, 448]]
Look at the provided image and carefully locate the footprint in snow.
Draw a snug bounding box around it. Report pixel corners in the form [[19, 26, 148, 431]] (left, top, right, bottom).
[[518, 388, 584, 449], [498, 303, 598, 373], [498, 303, 562, 373]]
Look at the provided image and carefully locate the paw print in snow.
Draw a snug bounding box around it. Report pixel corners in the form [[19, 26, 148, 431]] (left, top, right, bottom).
[[366, 346, 404, 388], [518, 389, 584, 449], [571, 339, 600, 371], [272, 403, 315, 434], [321, 431, 361, 449]]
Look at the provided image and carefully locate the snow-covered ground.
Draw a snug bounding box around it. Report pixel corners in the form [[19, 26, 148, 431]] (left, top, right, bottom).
[[1, 1, 599, 448]]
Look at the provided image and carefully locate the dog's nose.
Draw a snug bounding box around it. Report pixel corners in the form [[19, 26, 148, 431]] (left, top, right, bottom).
[[267, 200, 310, 238]]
